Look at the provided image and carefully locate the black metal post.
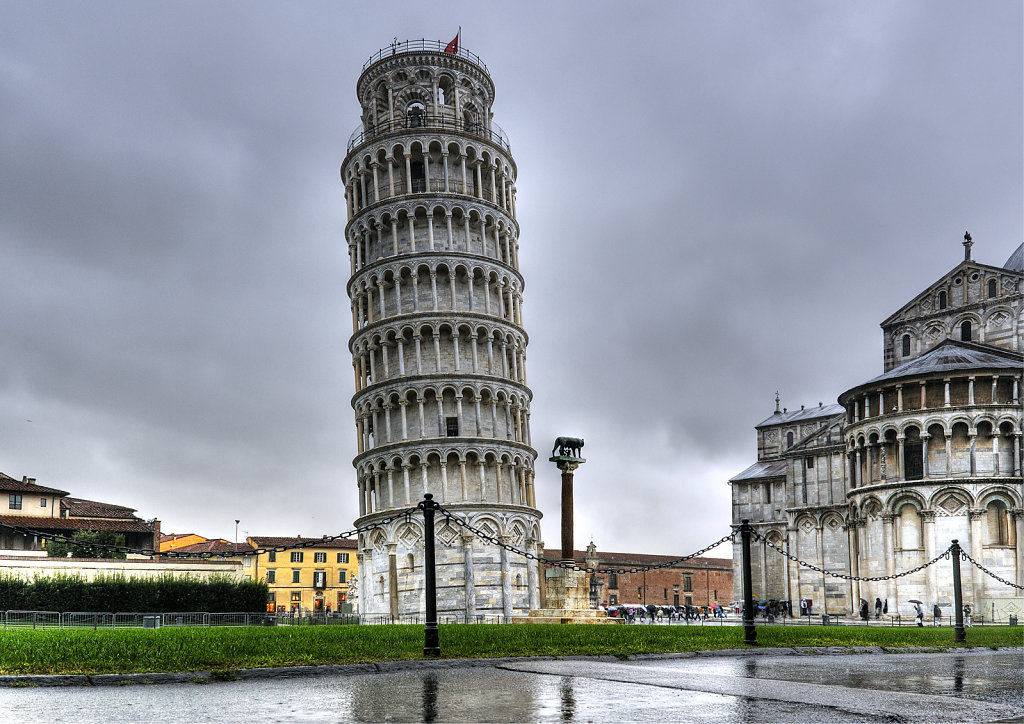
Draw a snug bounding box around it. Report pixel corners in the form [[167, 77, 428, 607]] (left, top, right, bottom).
[[419, 494, 441, 656], [951, 539, 966, 643], [740, 519, 757, 645]]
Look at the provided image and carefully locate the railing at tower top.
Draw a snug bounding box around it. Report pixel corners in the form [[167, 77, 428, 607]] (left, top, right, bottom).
[[347, 114, 511, 155], [361, 39, 490, 74]]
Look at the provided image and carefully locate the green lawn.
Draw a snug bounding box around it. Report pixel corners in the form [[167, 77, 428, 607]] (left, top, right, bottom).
[[0, 624, 1019, 675]]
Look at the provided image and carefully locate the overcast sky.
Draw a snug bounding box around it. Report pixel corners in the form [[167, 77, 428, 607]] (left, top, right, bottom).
[[1, 1, 1020, 558]]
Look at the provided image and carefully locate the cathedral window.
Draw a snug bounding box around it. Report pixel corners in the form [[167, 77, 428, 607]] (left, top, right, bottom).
[[960, 321, 971, 341], [902, 335, 911, 357], [445, 417, 459, 436], [938, 291, 947, 309], [786, 432, 794, 447], [764, 483, 771, 504], [987, 500, 1011, 545], [987, 279, 997, 298], [806, 456, 815, 470]]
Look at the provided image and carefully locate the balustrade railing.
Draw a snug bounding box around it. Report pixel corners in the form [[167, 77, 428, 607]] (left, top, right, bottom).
[[348, 114, 510, 154]]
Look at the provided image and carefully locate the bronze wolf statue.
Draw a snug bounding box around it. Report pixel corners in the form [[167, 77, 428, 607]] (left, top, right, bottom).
[[552, 436, 584, 457]]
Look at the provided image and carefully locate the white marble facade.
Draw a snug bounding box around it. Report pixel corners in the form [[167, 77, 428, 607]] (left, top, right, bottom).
[[341, 40, 541, 618], [732, 240, 1024, 619]]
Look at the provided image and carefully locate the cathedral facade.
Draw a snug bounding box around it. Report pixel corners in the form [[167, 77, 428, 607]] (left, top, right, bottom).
[[731, 239, 1024, 619]]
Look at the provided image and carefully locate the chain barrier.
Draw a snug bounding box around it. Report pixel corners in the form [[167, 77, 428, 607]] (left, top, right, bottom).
[[958, 549, 1024, 590], [754, 530, 953, 582], [0, 507, 419, 561], [435, 504, 735, 575]]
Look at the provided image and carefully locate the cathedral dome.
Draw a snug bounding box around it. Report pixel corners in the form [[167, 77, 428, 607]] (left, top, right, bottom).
[[1003, 242, 1024, 271]]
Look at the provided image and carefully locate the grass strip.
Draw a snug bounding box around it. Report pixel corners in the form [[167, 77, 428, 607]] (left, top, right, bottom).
[[0, 624, 1019, 675]]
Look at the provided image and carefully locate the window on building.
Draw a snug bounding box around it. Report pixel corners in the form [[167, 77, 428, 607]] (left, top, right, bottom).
[[806, 456, 814, 470], [764, 483, 771, 504], [244, 575, 251, 582], [314, 552, 327, 563], [267, 569, 276, 584], [713, 589, 718, 601], [607, 573, 617, 589], [291, 551, 303, 563], [902, 334, 911, 357], [987, 500, 1011, 545], [339, 570, 346, 583], [988, 279, 997, 298], [685, 596, 693, 606], [268, 551, 276, 562], [290, 591, 301, 602], [337, 552, 350, 563], [243, 556, 251, 566], [683, 574, 693, 592], [9, 494, 22, 510], [405, 101, 425, 128], [609, 594, 618, 606], [960, 321, 971, 341], [313, 571, 326, 589], [40, 498, 47, 508], [786, 432, 794, 447], [292, 569, 301, 583], [938, 291, 947, 309], [663, 588, 668, 599], [637, 586, 642, 598], [446, 417, 459, 436]]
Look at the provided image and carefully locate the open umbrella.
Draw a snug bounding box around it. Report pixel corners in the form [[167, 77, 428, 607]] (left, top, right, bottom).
[[907, 599, 923, 604]]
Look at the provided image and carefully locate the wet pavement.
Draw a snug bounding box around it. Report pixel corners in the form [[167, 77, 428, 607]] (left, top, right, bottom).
[[2, 650, 1021, 722]]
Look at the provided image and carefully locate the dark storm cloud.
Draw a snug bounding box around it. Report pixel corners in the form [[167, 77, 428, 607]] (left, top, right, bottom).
[[1, 1, 1019, 553]]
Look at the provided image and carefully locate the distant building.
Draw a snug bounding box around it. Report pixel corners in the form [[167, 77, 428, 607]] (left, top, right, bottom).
[[0, 473, 159, 554], [246, 536, 359, 613], [547, 542, 733, 609], [730, 240, 1023, 619], [159, 533, 209, 552]]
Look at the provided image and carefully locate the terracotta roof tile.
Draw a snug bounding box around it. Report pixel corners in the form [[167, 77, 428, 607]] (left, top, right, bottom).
[[247, 536, 358, 550], [0, 515, 155, 534], [173, 540, 255, 554], [0, 473, 69, 496], [61, 497, 137, 519]]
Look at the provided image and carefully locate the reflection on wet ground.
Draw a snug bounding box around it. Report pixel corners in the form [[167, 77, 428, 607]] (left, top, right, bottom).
[[1, 651, 1021, 723], [639, 650, 1024, 708]]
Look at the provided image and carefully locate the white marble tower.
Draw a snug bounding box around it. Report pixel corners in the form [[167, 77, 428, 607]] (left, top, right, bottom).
[[340, 39, 541, 619]]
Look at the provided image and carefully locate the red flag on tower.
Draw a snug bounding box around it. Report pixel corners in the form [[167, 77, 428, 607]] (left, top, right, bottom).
[[444, 29, 460, 54]]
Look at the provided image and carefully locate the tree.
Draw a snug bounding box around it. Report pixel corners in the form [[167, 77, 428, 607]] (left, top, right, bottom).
[[45, 538, 69, 557], [62, 530, 128, 559]]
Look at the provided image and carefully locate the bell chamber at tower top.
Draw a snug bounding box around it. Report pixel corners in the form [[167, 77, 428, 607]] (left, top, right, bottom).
[[345, 39, 512, 156]]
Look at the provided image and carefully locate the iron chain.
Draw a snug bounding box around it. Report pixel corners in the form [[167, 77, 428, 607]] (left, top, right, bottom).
[[435, 504, 735, 574], [754, 530, 952, 582], [958, 549, 1024, 590], [0, 507, 419, 560]]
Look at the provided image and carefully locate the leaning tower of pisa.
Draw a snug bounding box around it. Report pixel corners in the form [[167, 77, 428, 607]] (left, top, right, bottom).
[[340, 39, 541, 619]]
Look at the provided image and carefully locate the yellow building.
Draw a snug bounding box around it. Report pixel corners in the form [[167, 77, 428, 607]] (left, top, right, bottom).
[[158, 533, 208, 552], [246, 536, 359, 614]]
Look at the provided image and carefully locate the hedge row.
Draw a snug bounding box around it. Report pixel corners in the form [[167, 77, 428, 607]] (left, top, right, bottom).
[[0, 574, 268, 613]]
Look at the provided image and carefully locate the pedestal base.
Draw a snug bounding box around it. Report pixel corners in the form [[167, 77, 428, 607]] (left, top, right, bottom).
[[518, 608, 618, 624], [542, 566, 592, 610]]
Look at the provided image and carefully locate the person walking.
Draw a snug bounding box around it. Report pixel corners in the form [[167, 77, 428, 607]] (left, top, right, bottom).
[[915, 602, 925, 627], [874, 597, 883, 619], [964, 603, 973, 628], [860, 598, 870, 622], [933, 603, 942, 626]]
